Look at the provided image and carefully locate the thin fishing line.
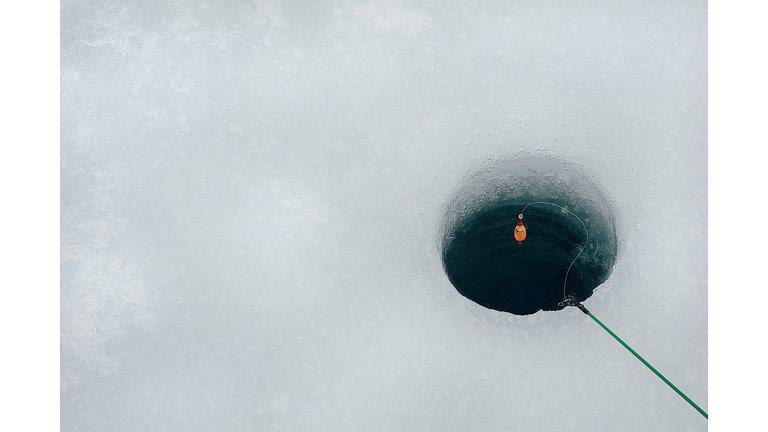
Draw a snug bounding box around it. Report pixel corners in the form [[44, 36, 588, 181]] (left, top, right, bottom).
[[520, 202, 589, 300]]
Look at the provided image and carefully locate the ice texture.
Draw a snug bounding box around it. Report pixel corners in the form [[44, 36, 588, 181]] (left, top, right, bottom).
[[61, 0, 707, 430]]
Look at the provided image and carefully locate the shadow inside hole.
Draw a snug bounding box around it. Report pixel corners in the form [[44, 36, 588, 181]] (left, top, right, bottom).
[[442, 202, 613, 315]]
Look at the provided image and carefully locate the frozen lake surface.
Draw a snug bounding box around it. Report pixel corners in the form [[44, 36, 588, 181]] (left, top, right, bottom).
[[60, 0, 707, 430]]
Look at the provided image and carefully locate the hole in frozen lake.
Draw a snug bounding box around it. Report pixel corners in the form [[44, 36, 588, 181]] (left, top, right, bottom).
[[440, 155, 618, 315]]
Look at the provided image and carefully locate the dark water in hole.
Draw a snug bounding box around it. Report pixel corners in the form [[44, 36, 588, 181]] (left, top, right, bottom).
[[442, 203, 613, 315]]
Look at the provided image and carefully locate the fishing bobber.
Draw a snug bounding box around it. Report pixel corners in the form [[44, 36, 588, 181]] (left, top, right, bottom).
[[514, 214, 526, 242]]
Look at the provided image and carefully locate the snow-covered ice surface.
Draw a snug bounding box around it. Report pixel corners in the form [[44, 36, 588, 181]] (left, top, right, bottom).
[[61, 0, 707, 430]]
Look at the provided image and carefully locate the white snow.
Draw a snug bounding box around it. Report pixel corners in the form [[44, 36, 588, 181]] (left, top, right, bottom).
[[60, 0, 708, 430]]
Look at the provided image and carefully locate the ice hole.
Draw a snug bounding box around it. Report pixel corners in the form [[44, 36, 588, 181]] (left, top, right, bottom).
[[440, 155, 618, 315]]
